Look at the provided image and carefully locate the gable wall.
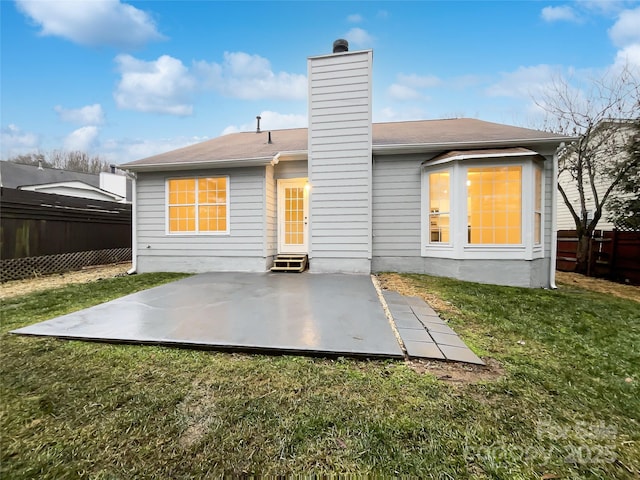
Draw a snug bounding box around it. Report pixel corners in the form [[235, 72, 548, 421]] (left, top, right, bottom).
[[135, 167, 268, 273]]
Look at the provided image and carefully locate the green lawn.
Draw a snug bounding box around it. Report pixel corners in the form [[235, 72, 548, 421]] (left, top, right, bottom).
[[1, 273, 638, 478]]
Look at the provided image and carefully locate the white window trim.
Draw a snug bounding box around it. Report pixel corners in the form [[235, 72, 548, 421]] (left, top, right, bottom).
[[421, 157, 544, 260], [532, 161, 545, 254], [165, 175, 230, 236]]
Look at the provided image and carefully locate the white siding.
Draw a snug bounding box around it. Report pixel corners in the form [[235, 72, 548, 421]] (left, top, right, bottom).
[[308, 49, 373, 273], [136, 167, 268, 273], [265, 164, 276, 261], [372, 154, 423, 257], [274, 160, 307, 179], [557, 169, 616, 230]]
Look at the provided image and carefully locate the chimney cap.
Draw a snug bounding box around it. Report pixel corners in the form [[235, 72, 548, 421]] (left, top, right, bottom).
[[333, 39, 349, 53]]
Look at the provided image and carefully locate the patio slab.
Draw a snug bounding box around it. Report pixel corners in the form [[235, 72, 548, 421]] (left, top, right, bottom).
[[12, 273, 403, 358]]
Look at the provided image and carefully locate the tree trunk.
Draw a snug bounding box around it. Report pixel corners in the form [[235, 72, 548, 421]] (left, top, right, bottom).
[[575, 234, 591, 274]]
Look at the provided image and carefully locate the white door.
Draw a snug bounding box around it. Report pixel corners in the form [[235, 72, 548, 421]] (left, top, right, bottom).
[[277, 178, 308, 254]]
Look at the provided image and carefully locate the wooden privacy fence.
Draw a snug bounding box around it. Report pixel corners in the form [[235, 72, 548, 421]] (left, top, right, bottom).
[[1, 187, 132, 281], [556, 229, 640, 285]]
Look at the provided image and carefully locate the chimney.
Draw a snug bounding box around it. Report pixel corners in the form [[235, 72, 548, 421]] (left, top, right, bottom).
[[256, 115, 261, 133], [38, 160, 44, 170], [306, 40, 372, 273], [332, 39, 349, 53]]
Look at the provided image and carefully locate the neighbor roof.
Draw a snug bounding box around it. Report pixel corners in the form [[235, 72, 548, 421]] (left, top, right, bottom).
[[0, 161, 100, 189], [122, 118, 572, 170]]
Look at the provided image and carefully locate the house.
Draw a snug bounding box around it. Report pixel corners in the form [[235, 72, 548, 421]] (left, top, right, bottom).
[[122, 40, 574, 288], [556, 119, 635, 231], [0, 161, 131, 203]]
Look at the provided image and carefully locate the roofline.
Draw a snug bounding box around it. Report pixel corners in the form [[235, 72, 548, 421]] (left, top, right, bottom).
[[122, 136, 579, 171], [422, 150, 542, 168], [123, 156, 275, 172], [372, 136, 577, 155]]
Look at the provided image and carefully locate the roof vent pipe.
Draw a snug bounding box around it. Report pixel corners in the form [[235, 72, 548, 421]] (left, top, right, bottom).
[[268, 131, 272, 144], [333, 39, 349, 53], [256, 115, 261, 133]]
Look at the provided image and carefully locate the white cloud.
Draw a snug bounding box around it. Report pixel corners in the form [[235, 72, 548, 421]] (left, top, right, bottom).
[[541, 5, 580, 22], [15, 0, 164, 49], [388, 84, 425, 101], [609, 6, 640, 47], [101, 136, 207, 164], [0, 124, 39, 158], [221, 110, 307, 135], [375, 106, 426, 122], [347, 14, 363, 23], [396, 73, 441, 88], [64, 126, 99, 151], [614, 44, 640, 69], [344, 27, 373, 47], [114, 54, 196, 116], [485, 65, 559, 98], [194, 52, 306, 100], [387, 73, 440, 101], [55, 104, 105, 126]]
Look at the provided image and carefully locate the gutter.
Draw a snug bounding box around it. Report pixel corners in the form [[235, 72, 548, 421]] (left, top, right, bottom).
[[124, 171, 138, 275], [372, 136, 578, 155]]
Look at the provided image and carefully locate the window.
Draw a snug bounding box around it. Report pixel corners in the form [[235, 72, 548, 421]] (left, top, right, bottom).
[[534, 167, 542, 244], [467, 166, 521, 244], [422, 156, 544, 261], [167, 177, 228, 234], [429, 171, 450, 243]]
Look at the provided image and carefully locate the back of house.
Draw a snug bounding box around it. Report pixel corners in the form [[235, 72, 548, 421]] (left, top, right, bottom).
[[122, 40, 573, 287]]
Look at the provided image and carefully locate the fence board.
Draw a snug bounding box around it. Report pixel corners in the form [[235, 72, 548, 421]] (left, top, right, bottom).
[[556, 229, 640, 285], [1, 187, 131, 260]]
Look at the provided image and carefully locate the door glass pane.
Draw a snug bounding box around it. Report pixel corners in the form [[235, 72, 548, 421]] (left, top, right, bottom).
[[285, 187, 304, 245]]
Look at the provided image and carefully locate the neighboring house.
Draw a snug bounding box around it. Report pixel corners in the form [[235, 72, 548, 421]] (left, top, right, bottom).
[[556, 120, 635, 231], [122, 40, 574, 288], [0, 161, 131, 203]]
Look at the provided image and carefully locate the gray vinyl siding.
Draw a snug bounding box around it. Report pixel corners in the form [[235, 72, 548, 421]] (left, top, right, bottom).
[[274, 160, 307, 180], [265, 164, 276, 260], [372, 154, 423, 257], [135, 167, 267, 272], [308, 50, 372, 271]]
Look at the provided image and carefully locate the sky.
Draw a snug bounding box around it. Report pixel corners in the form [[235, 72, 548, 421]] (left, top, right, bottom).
[[1, 0, 639, 164]]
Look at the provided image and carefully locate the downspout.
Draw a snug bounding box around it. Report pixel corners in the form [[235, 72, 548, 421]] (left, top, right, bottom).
[[125, 171, 138, 275], [549, 145, 562, 289]]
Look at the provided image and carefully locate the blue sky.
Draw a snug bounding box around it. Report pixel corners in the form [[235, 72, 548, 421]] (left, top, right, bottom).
[[1, 0, 639, 164]]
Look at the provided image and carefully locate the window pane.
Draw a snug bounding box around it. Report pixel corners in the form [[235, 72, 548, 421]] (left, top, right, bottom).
[[467, 166, 521, 244], [169, 206, 196, 232], [168, 179, 195, 205], [429, 172, 450, 244], [198, 177, 227, 204]]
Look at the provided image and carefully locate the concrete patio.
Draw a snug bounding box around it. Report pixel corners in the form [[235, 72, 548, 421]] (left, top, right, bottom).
[[11, 272, 483, 364]]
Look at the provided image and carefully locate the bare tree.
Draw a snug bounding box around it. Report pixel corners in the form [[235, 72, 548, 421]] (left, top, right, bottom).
[[536, 65, 640, 274], [6, 150, 111, 174]]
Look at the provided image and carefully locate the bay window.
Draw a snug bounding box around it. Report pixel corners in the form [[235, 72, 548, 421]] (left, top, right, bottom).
[[422, 153, 545, 260]]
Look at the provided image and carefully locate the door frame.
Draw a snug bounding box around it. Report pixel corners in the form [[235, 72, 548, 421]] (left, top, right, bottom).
[[277, 177, 309, 254]]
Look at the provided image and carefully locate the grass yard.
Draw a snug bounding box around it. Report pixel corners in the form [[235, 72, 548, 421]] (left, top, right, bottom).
[[1, 272, 639, 478]]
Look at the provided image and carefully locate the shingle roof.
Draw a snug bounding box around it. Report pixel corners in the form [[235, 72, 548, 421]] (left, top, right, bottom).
[[0, 161, 100, 189], [122, 118, 570, 169]]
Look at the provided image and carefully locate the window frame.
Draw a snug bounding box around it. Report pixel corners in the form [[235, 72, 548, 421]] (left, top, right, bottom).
[[165, 175, 230, 236], [421, 157, 544, 261], [427, 169, 452, 245]]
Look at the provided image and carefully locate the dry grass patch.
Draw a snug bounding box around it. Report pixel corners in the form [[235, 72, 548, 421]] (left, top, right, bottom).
[[377, 272, 461, 316], [406, 357, 504, 384], [0, 262, 132, 300], [556, 271, 640, 303]]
